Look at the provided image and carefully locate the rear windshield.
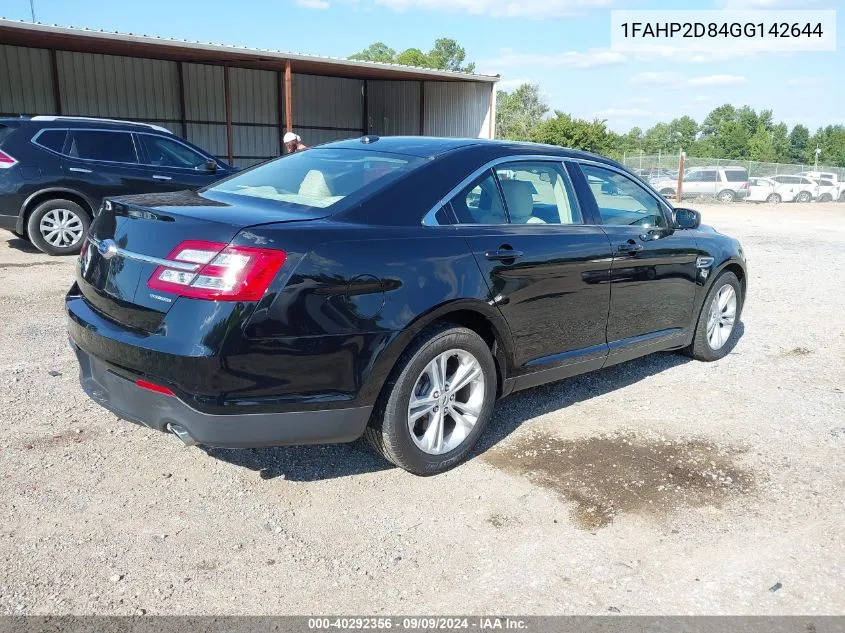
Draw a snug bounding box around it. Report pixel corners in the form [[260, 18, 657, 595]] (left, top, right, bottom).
[[724, 169, 748, 182], [208, 148, 423, 210]]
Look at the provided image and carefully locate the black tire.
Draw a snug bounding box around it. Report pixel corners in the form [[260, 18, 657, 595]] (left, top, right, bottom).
[[819, 193, 833, 203], [11, 229, 27, 240], [365, 324, 497, 475], [796, 191, 812, 203], [659, 188, 675, 197], [684, 271, 743, 362], [27, 199, 90, 256], [717, 189, 736, 203], [766, 193, 781, 204]]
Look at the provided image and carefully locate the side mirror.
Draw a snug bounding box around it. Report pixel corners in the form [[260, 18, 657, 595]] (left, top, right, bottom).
[[674, 207, 701, 230], [205, 159, 218, 173]]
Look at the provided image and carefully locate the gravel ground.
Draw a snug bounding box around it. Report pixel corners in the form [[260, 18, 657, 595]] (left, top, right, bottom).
[[1, 202, 844, 615]]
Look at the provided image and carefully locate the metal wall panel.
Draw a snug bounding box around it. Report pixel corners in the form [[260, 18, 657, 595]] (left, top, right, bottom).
[[56, 51, 179, 120], [232, 125, 279, 160], [366, 80, 420, 136], [423, 81, 490, 138], [0, 45, 55, 115], [292, 74, 362, 131], [230, 67, 278, 124], [303, 128, 361, 147], [183, 63, 225, 122], [186, 123, 227, 160]]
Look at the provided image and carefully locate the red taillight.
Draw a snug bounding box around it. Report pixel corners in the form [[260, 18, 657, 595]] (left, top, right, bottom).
[[740, 182, 749, 189], [135, 379, 175, 396], [0, 149, 17, 169], [147, 240, 286, 301]]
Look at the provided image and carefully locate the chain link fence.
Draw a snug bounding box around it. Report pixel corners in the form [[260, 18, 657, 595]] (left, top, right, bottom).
[[621, 152, 845, 180]]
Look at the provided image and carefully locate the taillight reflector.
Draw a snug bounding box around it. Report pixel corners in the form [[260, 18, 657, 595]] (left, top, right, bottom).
[[0, 149, 17, 169], [135, 379, 175, 396], [147, 240, 286, 302]]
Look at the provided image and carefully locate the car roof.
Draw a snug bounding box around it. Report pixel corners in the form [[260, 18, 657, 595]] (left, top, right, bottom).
[[0, 116, 172, 134], [321, 135, 621, 165]]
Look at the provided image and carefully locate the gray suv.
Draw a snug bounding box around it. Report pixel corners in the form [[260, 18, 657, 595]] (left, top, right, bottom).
[[653, 166, 749, 203]]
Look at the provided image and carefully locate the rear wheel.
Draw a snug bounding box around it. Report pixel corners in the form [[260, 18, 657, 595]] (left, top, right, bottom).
[[365, 324, 497, 475], [766, 193, 781, 204], [685, 271, 742, 362], [659, 188, 675, 198], [27, 199, 89, 255], [796, 191, 812, 203], [819, 193, 833, 203], [717, 189, 736, 203]]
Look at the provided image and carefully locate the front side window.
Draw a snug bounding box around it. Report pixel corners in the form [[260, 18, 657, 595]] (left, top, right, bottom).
[[139, 135, 207, 169], [67, 130, 137, 163], [208, 148, 422, 211], [580, 164, 668, 229], [451, 170, 507, 225], [494, 162, 581, 225]]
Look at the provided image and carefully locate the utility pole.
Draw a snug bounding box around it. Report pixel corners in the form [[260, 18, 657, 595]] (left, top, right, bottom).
[[814, 147, 821, 171], [29, 0, 36, 22], [676, 150, 685, 204]]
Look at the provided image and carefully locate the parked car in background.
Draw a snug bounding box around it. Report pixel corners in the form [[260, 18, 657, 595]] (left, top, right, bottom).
[[809, 178, 839, 202], [0, 116, 235, 255], [653, 166, 749, 202], [67, 136, 747, 475], [800, 171, 845, 201]]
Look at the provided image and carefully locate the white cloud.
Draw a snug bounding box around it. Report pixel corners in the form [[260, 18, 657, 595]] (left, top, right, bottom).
[[628, 71, 678, 85], [786, 76, 826, 86], [373, 0, 614, 18], [496, 78, 535, 91], [296, 0, 331, 7], [685, 74, 747, 86], [481, 48, 626, 69], [695, 95, 710, 102], [630, 97, 652, 104]]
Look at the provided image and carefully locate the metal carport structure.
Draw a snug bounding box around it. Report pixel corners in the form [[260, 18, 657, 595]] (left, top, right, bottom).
[[0, 19, 499, 168]]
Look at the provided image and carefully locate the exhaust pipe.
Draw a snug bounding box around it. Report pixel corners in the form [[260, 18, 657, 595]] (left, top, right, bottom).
[[167, 423, 199, 447]]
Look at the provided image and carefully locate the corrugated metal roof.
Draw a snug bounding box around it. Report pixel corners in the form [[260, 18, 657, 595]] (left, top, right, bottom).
[[0, 18, 499, 83]]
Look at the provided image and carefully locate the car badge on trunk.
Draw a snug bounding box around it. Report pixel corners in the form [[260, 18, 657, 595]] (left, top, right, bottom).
[[98, 239, 118, 260]]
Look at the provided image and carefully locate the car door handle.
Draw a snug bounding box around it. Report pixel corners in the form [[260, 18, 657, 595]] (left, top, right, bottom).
[[617, 242, 643, 253], [485, 249, 524, 261], [152, 175, 172, 181], [69, 167, 92, 173]]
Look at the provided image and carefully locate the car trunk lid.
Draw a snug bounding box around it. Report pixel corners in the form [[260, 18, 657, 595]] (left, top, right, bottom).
[[78, 190, 325, 332]]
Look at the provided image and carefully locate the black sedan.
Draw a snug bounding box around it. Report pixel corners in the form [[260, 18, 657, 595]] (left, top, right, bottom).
[[66, 137, 747, 475]]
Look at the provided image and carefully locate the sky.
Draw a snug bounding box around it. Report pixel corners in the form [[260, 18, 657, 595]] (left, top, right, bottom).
[[2, 0, 842, 133]]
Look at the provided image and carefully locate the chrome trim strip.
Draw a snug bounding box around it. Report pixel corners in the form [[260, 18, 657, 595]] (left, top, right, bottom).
[[87, 236, 200, 271]]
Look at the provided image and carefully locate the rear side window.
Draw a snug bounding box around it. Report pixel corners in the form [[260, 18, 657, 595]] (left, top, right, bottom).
[[208, 148, 422, 210], [451, 171, 508, 225], [821, 180, 834, 187], [494, 162, 582, 225], [33, 130, 67, 153], [67, 130, 137, 163], [139, 134, 207, 169], [724, 169, 748, 182]]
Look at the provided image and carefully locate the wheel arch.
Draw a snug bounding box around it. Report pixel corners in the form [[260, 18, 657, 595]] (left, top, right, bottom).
[[361, 299, 516, 407], [18, 188, 97, 235]]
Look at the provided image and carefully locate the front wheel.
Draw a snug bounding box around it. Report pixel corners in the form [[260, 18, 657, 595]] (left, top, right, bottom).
[[819, 193, 833, 203], [685, 271, 743, 362], [27, 199, 89, 255], [365, 324, 497, 475], [717, 189, 736, 203], [766, 193, 781, 204], [796, 191, 812, 203]]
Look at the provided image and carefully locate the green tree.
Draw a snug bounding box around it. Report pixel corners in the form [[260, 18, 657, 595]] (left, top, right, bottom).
[[809, 125, 845, 167], [788, 124, 810, 163], [496, 83, 548, 141], [427, 38, 475, 73], [530, 112, 611, 154], [667, 116, 698, 151], [349, 42, 396, 63], [700, 104, 737, 138], [395, 48, 428, 67], [748, 124, 777, 162]]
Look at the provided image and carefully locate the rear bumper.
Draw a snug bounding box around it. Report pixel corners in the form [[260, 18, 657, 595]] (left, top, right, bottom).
[[72, 342, 372, 448]]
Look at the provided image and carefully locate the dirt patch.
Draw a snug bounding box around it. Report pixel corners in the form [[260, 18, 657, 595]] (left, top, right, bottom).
[[23, 428, 97, 450], [782, 347, 813, 357], [485, 432, 754, 530]]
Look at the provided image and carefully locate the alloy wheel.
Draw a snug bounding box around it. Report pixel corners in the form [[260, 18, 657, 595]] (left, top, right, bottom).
[[407, 349, 486, 455], [39, 208, 84, 248], [706, 284, 737, 351]]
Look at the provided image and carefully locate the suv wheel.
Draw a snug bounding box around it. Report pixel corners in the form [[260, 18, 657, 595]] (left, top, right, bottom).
[[659, 188, 675, 197], [717, 189, 736, 203], [795, 191, 812, 203], [27, 199, 90, 256], [766, 193, 781, 204], [366, 324, 497, 475]]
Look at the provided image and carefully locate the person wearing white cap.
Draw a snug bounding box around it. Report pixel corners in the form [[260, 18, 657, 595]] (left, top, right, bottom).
[[283, 132, 307, 154]]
